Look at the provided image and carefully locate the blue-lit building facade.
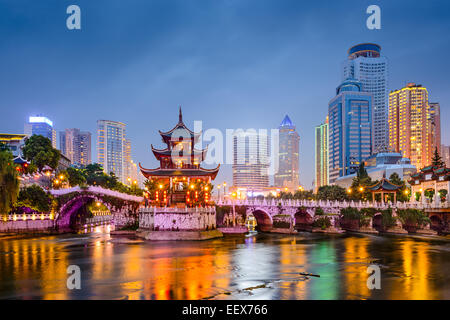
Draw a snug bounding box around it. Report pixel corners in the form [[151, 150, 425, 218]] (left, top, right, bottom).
[[24, 116, 57, 148], [342, 43, 388, 153], [328, 78, 373, 184]]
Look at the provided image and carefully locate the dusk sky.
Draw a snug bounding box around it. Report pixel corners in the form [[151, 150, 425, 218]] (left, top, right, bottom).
[[1, 0, 449, 189]]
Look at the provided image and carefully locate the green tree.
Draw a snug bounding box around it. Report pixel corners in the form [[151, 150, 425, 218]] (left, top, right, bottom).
[[22, 135, 60, 170], [66, 167, 86, 187], [349, 163, 374, 201], [317, 185, 349, 201], [17, 185, 53, 212], [388, 172, 409, 202], [431, 147, 445, 168], [0, 148, 20, 218]]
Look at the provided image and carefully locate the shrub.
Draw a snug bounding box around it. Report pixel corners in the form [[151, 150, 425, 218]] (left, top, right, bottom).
[[315, 207, 325, 215], [313, 216, 332, 230], [16, 185, 53, 212]]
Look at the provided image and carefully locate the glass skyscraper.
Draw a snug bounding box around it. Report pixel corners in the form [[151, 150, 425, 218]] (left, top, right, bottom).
[[97, 120, 127, 183], [60, 128, 92, 166], [314, 116, 328, 192], [232, 129, 270, 192], [342, 43, 388, 152], [328, 78, 373, 184], [274, 115, 300, 191], [24, 115, 57, 148], [388, 83, 440, 170]]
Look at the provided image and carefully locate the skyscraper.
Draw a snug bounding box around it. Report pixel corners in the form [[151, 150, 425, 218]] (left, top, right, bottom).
[[97, 120, 127, 183], [60, 128, 92, 166], [328, 78, 373, 184], [442, 145, 450, 168], [429, 102, 441, 154], [274, 115, 299, 191], [388, 83, 439, 170], [232, 129, 270, 192], [342, 43, 388, 152], [24, 115, 57, 148], [314, 116, 329, 192]]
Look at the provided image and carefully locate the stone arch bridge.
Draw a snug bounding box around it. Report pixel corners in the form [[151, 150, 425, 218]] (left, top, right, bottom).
[[217, 198, 450, 233], [50, 186, 143, 231]]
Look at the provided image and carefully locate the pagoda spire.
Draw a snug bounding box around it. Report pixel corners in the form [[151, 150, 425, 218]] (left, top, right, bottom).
[[179, 106, 183, 123]]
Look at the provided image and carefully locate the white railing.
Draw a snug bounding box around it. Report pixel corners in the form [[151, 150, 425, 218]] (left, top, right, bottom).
[[50, 186, 143, 202], [216, 198, 450, 210], [85, 215, 112, 225], [139, 206, 216, 214], [2, 213, 54, 222]]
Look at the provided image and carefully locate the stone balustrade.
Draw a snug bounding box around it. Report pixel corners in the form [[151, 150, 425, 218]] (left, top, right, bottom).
[[216, 198, 450, 210]]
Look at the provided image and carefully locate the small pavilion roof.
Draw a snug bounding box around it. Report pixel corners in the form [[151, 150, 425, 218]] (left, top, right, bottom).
[[151, 144, 208, 161], [13, 155, 30, 165], [158, 107, 201, 144], [367, 178, 402, 192]]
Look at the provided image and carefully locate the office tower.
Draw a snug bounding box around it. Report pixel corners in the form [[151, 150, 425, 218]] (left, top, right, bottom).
[[328, 78, 373, 184], [24, 115, 57, 148], [314, 116, 329, 192], [442, 145, 450, 168], [342, 43, 388, 152], [60, 128, 92, 166], [274, 115, 300, 191], [388, 83, 439, 170], [429, 102, 441, 154], [123, 138, 137, 186], [232, 129, 270, 192], [97, 120, 126, 183]]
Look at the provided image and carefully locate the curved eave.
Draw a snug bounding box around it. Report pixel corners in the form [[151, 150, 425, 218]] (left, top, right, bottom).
[[151, 144, 208, 161], [139, 163, 220, 180]]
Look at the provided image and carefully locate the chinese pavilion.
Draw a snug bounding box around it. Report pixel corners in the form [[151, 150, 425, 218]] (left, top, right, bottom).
[[139, 108, 220, 206]]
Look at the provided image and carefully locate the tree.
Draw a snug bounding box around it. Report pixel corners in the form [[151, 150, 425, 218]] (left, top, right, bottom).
[[350, 163, 374, 201], [66, 167, 86, 187], [17, 185, 53, 213], [22, 135, 60, 170], [0, 148, 20, 217], [431, 147, 445, 168], [389, 172, 408, 202], [317, 185, 348, 201]]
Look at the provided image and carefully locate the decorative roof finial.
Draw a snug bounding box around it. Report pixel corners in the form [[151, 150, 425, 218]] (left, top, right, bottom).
[[179, 106, 183, 123]]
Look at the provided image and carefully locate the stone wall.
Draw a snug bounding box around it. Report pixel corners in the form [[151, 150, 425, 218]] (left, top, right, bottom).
[[0, 220, 55, 233], [138, 207, 217, 231], [112, 212, 138, 228]]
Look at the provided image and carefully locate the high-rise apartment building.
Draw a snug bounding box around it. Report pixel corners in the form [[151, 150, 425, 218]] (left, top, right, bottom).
[[60, 128, 92, 166], [328, 78, 373, 184], [314, 116, 329, 192], [232, 129, 270, 192], [429, 102, 441, 154], [97, 120, 127, 183], [274, 115, 299, 191], [342, 43, 388, 152], [24, 115, 57, 148], [442, 145, 450, 168], [388, 83, 440, 170]]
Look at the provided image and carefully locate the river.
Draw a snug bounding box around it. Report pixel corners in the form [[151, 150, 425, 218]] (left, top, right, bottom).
[[0, 226, 449, 300]]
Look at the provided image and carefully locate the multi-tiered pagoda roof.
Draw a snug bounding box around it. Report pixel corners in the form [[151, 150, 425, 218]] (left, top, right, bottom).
[[139, 108, 219, 180]]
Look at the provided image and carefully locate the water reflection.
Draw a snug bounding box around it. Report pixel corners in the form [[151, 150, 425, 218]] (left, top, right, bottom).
[[0, 231, 448, 300]]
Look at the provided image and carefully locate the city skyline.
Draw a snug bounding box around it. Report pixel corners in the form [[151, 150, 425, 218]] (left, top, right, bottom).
[[1, 1, 450, 189]]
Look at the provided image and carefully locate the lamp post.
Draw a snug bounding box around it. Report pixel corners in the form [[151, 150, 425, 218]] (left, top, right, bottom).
[[231, 192, 237, 227]]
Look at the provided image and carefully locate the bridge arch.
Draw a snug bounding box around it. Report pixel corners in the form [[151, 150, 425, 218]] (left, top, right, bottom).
[[429, 214, 443, 232], [56, 194, 113, 231], [294, 210, 313, 231], [252, 208, 272, 232]]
